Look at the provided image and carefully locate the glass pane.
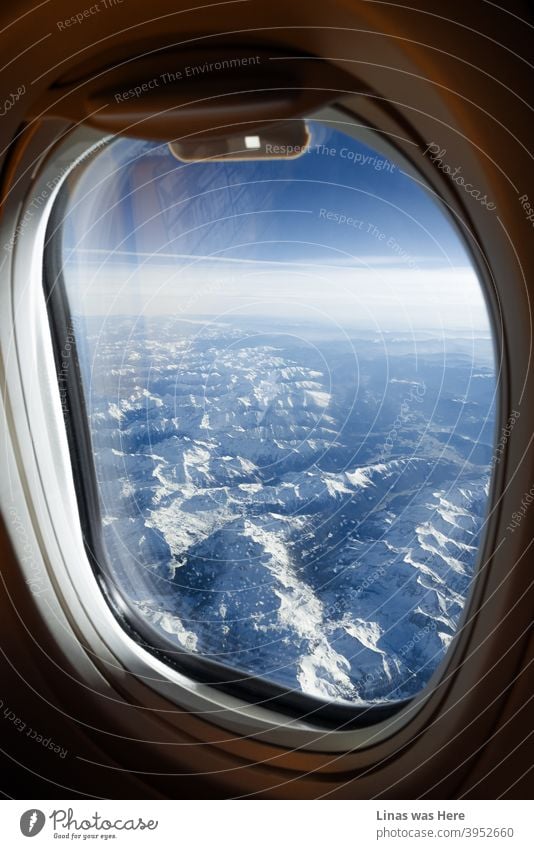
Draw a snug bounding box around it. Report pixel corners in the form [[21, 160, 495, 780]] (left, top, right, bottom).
[[56, 120, 497, 705]]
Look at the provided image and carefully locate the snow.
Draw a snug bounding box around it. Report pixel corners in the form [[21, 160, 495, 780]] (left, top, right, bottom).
[[85, 315, 494, 704]]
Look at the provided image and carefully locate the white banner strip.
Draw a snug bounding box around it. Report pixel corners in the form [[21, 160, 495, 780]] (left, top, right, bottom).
[[1, 799, 531, 848]]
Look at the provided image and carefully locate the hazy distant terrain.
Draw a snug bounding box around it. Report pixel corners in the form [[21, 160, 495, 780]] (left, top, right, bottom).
[[80, 314, 496, 704]]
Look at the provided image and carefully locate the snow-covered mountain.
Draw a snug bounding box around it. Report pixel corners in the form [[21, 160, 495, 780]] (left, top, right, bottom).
[[80, 315, 496, 704]]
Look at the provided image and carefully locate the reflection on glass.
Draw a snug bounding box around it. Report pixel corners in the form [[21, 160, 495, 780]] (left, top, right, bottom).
[[58, 121, 497, 704]]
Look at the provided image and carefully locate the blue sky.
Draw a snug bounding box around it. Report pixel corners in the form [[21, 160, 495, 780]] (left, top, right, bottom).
[[62, 120, 491, 330]]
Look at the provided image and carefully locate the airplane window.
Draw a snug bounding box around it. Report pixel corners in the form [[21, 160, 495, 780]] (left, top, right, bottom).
[[47, 119, 497, 711]]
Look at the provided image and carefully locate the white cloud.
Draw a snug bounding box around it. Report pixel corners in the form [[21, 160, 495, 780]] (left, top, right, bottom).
[[64, 259, 491, 333]]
